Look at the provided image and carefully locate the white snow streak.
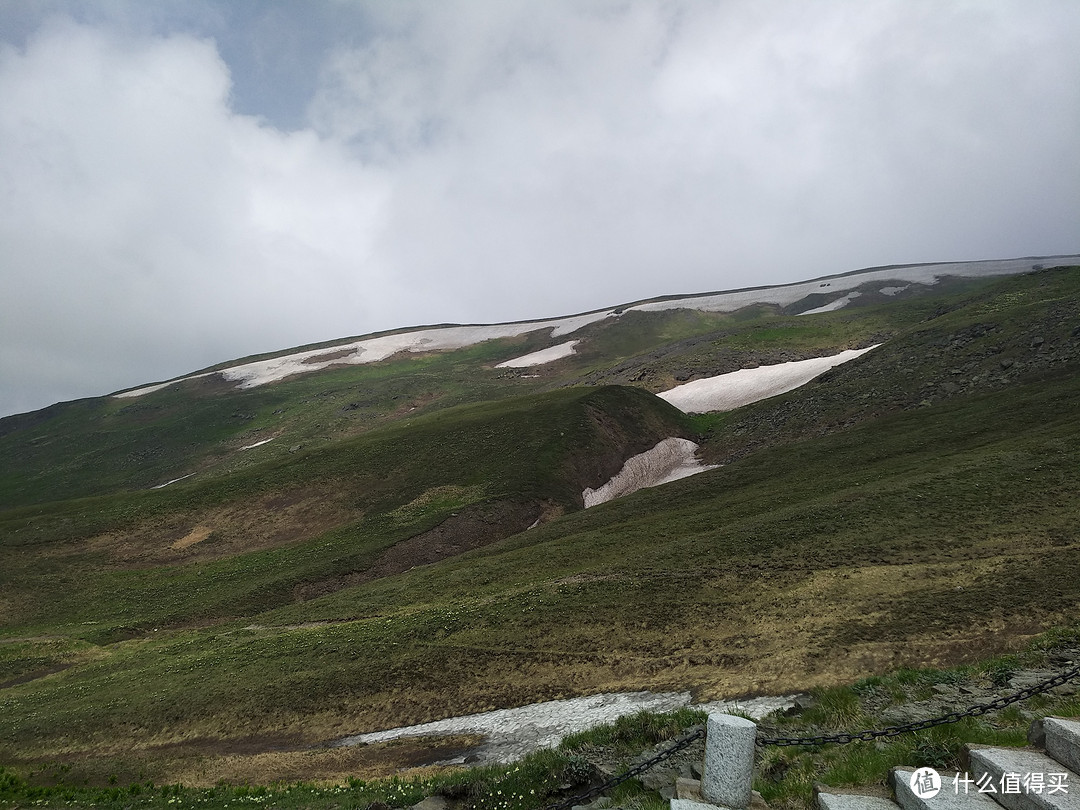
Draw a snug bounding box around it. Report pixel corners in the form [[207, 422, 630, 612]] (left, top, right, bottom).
[[797, 291, 861, 315], [659, 346, 880, 414], [496, 340, 580, 368], [115, 380, 177, 398], [151, 473, 195, 489]]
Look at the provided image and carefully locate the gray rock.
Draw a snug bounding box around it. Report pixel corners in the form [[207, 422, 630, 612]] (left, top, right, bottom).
[[677, 777, 705, 801], [1007, 670, 1058, 690]]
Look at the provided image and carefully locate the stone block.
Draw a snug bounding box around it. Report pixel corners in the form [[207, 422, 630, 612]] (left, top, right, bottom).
[[702, 713, 756, 809], [672, 800, 723, 810]]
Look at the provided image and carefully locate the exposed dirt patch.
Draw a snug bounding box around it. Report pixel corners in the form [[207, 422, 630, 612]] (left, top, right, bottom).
[[294, 499, 543, 601], [84, 486, 358, 567], [563, 396, 694, 503], [390, 389, 441, 417], [171, 525, 213, 550], [302, 347, 359, 364], [155, 372, 234, 396], [0, 663, 73, 690], [166, 735, 483, 787], [7, 731, 481, 788]]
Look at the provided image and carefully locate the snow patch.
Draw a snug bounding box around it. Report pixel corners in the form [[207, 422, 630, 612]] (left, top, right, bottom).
[[334, 690, 795, 764], [880, 285, 910, 296], [496, 340, 580, 368], [659, 346, 880, 414], [115, 380, 177, 398], [152, 473, 195, 489], [240, 438, 275, 450], [583, 437, 718, 508], [797, 291, 861, 315]]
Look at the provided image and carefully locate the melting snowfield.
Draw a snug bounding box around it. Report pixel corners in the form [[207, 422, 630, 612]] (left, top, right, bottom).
[[583, 437, 719, 508], [116, 312, 615, 397], [659, 346, 879, 414], [496, 340, 580, 368], [630, 255, 1074, 316], [334, 691, 796, 764], [114, 256, 1079, 399]]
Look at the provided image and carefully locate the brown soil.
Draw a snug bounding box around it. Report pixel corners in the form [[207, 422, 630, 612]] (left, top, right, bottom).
[[303, 347, 359, 365], [83, 486, 358, 567], [171, 525, 213, 549], [11, 733, 483, 789], [166, 735, 483, 787], [0, 663, 73, 690], [294, 499, 544, 601]]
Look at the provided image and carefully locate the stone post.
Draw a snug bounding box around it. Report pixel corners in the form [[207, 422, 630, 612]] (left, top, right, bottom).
[[701, 713, 756, 808]]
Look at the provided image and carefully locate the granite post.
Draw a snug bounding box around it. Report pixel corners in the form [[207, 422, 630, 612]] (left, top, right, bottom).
[[702, 713, 756, 808]]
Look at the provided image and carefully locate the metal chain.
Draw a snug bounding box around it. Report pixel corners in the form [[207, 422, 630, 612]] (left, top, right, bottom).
[[540, 726, 705, 810], [759, 664, 1080, 747], [538, 664, 1080, 808]]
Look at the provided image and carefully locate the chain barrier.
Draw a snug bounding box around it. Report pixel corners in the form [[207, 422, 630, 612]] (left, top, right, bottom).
[[540, 726, 705, 810], [759, 664, 1080, 747], [541, 664, 1080, 808]]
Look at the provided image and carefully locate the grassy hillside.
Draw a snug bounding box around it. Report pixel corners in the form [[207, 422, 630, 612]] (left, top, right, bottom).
[[1, 267, 1079, 795], [0, 273, 1008, 510], [0, 385, 691, 642]]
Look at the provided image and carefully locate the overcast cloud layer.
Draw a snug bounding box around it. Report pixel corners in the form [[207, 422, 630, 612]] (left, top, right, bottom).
[[1, 1, 1078, 418]]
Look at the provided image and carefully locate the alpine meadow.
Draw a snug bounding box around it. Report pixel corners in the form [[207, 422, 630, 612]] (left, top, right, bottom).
[[3, 256, 1080, 809]]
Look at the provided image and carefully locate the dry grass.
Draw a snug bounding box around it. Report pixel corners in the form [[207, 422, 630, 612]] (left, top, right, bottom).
[[171, 526, 213, 550], [164, 735, 484, 787], [83, 487, 359, 567]]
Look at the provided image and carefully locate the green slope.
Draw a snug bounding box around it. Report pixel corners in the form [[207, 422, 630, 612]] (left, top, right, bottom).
[[3, 351, 1079, 767], [0, 385, 692, 642]]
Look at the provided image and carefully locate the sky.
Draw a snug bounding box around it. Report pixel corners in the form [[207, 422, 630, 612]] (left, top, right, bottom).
[[1, 1, 1078, 418]]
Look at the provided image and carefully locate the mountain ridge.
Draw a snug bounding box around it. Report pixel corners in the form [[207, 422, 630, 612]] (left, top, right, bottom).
[[96, 253, 1078, 400]]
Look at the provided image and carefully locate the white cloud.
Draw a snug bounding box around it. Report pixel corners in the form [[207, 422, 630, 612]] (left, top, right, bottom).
[[1, 1, 1078, 417], [309, 1, 1080, 318], [0, 19, 391, 415]]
